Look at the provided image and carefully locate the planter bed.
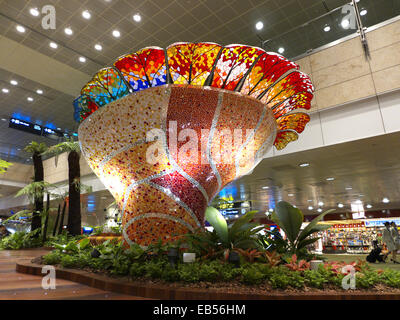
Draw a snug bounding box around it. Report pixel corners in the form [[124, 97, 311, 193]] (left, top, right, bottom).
[[16, 258, 400, 300]]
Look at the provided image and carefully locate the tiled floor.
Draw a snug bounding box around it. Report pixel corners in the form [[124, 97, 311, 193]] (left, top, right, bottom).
[[0, 249, 146, 300]]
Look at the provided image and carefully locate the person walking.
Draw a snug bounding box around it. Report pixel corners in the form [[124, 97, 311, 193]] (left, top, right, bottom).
[[391, 221, 400, 252], [383, 222, 398, 263]]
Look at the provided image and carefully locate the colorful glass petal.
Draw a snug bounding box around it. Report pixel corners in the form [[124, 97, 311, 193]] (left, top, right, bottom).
[[274, 129, 298, 150], [272, 91, 313, 118], [81, 67, 129, 107], [276, 112, 310, 134], [241, 52, 298, 98], [260, 71, 314, 108], [73, 95, 99, 122], [167, 42, 222, 86], [114, 47, 167, 92], [211, 45, 265, 90]]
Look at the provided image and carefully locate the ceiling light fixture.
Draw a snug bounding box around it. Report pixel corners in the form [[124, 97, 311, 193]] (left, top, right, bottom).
[[318, 201, 324, 206], [308, 206, 313, 210], [10, 80, 18, 86], [366, 204, 372, 209], [29, 8, 40, 17], [64, 27, 73, 36], [36, 89, 43, 95], [341, 18, 350, 29], [338, 203, 344, 208], [317, 208, 322, 213], [255, 21, 264, 30], [360, 8, 367, 16], [288, 193, 294, 197], [269, 208, 273, 212], [16, 25, 26, 33], [49, 42, 58, 49], [345, 187, 352, 190], [82, 10, 91, 19], [262, 186, 269, 189], [382, 198, 390, 203], [278, 47, 285, 54], [2, 88, 9, 93], [112, 30, 121, 38], [79, 56, 87, 63], [133, 13, 141, 22], [323, 24, 331, 32], [94, 44, 102, 51], [326, 177, 335, 181], [27, 97, 34, 102], [299, 163, 310, 167]]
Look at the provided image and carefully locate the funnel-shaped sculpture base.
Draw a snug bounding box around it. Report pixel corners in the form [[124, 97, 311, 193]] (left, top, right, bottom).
[[79, 85, 277, 246]]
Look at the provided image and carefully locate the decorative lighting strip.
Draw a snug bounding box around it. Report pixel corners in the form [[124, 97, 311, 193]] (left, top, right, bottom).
[[146, 180, 201, 228], [121, 170, 175, 216], [207, 91, 223, 189], [98, 138, 147, 173]]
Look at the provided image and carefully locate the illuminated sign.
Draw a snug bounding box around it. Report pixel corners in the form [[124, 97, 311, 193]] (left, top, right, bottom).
[[9, 118, 67, 139]]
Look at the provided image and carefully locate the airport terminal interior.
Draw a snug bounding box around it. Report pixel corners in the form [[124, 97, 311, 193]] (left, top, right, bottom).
[[0, 0, 400, 302]]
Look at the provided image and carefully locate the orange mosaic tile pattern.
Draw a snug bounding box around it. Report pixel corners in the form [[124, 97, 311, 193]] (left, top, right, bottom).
[[167, 42, 222, 86], [76, 42, 315, 246]]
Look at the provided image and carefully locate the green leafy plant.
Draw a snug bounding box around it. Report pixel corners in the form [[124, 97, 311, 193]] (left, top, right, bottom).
[[0, 229, 42, 250], [271, 201, 333, 255], [205, 207, 264, 250]]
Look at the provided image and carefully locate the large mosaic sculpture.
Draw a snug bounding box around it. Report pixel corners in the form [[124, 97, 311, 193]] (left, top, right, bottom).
[[74, 43, 314, 246]]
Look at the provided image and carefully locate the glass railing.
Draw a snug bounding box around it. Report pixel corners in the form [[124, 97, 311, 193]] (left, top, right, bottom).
[[262, 0, 400, 60]]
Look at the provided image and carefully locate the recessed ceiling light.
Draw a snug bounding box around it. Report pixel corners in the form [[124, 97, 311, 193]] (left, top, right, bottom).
[[345, 187, 352, 190], [255, 21, 264, 30], [1, 118, 7, 121], [82, 10, 91, 19], [10, 80, 18, 86], [94, 44, 102, 51], [341, 18, 350, 29], [323, 24, 331, 32], [318, 201, 324, 206], [278, 47, 285, 54], [2, 88, 9, 93], [366, 204, 372, 209], [64, 27, 73, 36], [308, 206, 313, 210], [299, 163, 310, 167], [49, 42, 58, 49], [112, 30, 121, 38], [308, 199, 313, 202], [79, 56, 87, 63], [36, 89, 43, 95], [326, 177, 335, 181], [27, 97, 34, 102], [16, 25, 26, 33], [262, 186, 269, 189], [338, 203, 344, 208], [382, 197, 390, 203], [29, 8, 40, 17], [360, 8, 367, 16], [133, 13, 141, 22], [288, 193, 294, 197], [57, 127, 61, 130], [317, 208, 322, 213]]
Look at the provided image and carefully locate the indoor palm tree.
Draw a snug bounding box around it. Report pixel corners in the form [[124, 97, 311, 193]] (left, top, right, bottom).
[[24, 141, 47, 231], [43, 138, 83, 235], [0, 159, 12, 174]]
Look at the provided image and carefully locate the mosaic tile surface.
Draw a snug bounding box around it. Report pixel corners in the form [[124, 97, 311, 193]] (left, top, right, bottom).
[[76, 42, 315, 246]]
